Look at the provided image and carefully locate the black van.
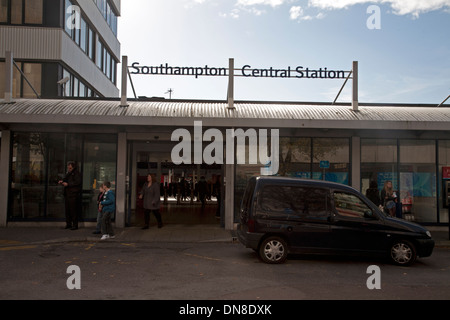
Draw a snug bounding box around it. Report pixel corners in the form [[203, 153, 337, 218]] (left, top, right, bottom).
[[237, 176, 435, 265]]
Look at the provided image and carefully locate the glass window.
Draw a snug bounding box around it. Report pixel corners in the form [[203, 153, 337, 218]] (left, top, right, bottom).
[[9, 133, 117, 221], [10, 133, 48, 219], [22, 63, 42, 98], [103, 47, 107, 74], [64, 0, 72, 35], [62, 68, 72, 97], [313, 138, 350, 185], [73, 77, 79, 97], [79, 81, 86, 97], [82, 136, 117, 220], [96, 38, 103, 69], [361, 138, 398, 203], [279, 137, 311, 178], [258, 185, 328, 219], [439, 140, 450, 223], [80, 17, 87, 52], [399, 140, 436, 223], [111, 59, 116, 83], [88, 28, 95, 60], [0, 62, 21, 99], [0, 0, 8, 23], [11, 0, 22, 24], [106, 51, 111, 79], [25, 0, 43, 24], [334, 192, 372, 219]]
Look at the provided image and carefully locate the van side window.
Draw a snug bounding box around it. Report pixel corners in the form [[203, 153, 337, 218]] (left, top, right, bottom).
[[241, 178, 256, 213], [258, 185, 328, 219], [333, 192, 372, 219]]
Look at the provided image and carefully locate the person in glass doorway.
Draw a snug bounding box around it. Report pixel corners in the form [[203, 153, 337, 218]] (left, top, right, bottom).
[[58, 162, 82, 230], [381, 180, 396, 217], [100, 181, 115, 240], [139, 174, 163, 229]]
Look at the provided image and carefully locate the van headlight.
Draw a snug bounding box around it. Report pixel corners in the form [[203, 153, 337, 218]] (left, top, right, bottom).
[[425, 231, 432, 238]]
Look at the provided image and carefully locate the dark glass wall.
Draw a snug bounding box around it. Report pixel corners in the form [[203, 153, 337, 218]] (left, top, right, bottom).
[[9, 132, 117, 221]]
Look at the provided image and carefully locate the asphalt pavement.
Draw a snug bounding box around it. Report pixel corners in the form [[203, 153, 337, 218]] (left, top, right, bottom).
[[0, 223, 236, 247], [0, 223, 449, 247]]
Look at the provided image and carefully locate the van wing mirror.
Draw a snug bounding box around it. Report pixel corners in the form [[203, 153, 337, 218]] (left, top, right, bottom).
[[364, 210, 376, 219]]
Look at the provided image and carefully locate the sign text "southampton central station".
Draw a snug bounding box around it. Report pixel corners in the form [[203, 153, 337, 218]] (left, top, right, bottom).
[[130, 62, 347, 79]]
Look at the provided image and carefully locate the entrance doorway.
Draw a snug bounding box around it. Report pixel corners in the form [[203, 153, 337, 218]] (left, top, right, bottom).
[[126, 140, 223, 227]]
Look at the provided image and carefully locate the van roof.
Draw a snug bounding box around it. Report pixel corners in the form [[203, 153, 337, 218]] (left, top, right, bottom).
[[253, 176, 357, 192]]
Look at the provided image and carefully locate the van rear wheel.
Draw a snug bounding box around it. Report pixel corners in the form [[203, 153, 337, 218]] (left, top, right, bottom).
[[259, 236, 288, 264]]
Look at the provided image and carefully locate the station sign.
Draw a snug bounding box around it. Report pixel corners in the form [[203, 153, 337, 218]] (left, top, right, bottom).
[[129, 62, 347, 80]]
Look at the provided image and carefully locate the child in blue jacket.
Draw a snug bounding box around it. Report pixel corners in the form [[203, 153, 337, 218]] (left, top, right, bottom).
[[100, 181, 115, 240]]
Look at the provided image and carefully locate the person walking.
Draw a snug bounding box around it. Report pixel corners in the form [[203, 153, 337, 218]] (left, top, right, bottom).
[[58, 162, 82, 230], [139, 174, 163, 229], [100, 181, 115, 240], [197, 176, 208, 208], [93, 184, 105, 235]]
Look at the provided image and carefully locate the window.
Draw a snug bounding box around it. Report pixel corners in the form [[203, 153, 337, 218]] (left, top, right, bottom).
[[9, 133, 117, 221], [334, 192, 372, 219], [62, 68, 71, 97], [313, 138, 350, 185], [439, 141, 450, 223], [64, 0, 72, 34], [11, 0, 22, 24], [258, 185, 328, 219], [0, 0, 8, 23], [4, 0, 43, 25], [279, 137, 311, 178], [24, 0, 43, 24], [361, 138, 398, 199], [96, 38, 103, 69], [94, 0, 118, 35], [399, 140, 436, 223], [80, 17, 87, 53], [22, 63, 41, 98], [88, 28, 95, 60]]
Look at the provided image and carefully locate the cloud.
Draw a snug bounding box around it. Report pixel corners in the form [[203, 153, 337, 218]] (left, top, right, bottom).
[[308, 0, 450, 18], [237, 0, 285, 7], [289, 5, 326, 21], [289, 6, 304, 19]]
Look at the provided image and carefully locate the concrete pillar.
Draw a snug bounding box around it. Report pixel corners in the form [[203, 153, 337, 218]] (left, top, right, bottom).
[[227, 58, 235, 110], [224, 163, 235, 230], [352, 61, 359, 112], [0, 130, 11, 227], [351, 136, 361, 191], [115, 132, 127, 228], [4, 51, 13, 103], [120, 56, 128, 107]]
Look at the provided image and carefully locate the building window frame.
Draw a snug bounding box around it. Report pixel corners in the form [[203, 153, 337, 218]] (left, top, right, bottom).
[[1, 0, 44, 25]]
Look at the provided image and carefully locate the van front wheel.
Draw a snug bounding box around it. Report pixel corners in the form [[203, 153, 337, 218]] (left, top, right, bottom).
[[259, 237, 288, 264], [389, 240, 417, 266]]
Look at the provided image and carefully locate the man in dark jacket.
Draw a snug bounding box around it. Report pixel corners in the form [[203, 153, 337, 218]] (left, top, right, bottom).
[[59, 162, 82, 230]]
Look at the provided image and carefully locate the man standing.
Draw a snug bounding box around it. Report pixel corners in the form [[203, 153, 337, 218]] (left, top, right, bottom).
[[59, 162, 82, 230]]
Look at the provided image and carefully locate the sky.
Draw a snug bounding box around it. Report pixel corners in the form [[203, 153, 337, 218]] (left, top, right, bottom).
[[118, 0, 450, 104]]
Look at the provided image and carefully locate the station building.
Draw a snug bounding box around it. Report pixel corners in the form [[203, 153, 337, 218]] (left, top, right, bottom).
[[1, 98, 450, 229], [0, 0, 120, 99]]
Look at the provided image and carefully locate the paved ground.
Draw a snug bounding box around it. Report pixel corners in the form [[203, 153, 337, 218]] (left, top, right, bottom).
[[1, 225, 449, 302]]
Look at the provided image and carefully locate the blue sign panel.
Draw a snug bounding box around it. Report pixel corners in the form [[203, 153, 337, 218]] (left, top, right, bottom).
[[319, 161, 330, 169]]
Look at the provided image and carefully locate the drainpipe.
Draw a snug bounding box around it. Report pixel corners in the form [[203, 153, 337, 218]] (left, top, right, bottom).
[[352, 61, 359, 112]]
